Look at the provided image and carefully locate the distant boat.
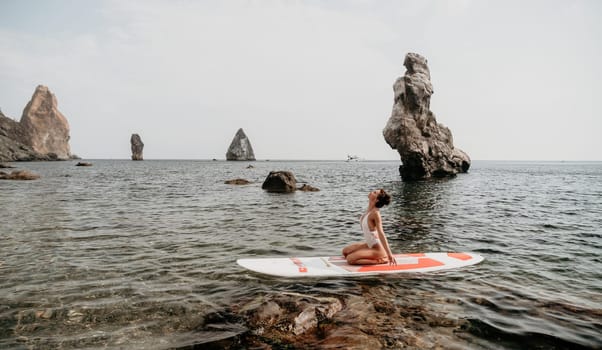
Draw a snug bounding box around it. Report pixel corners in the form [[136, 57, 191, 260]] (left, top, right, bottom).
[[346, 155, 361, 162]]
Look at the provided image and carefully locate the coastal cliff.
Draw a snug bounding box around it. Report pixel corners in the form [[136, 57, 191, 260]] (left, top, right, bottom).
[[0, 85, 72, 161], [383, 53, 470, 181], [0, 111, 44, 161]]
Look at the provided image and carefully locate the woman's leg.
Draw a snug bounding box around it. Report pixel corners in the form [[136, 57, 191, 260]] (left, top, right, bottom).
[[342, 242, 368, 257], [346, 247, 388, 265], [352, 257, 389, 265]]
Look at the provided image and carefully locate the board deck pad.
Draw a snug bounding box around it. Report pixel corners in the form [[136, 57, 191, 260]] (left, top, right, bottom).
[[237, 252, 484, 277]]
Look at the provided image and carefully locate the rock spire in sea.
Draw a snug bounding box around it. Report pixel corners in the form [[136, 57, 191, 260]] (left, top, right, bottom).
[[383, 53, 470, 181], [226, 128, 256, 161], [20, 85, 72, 160], [131, 133, 144, 160]]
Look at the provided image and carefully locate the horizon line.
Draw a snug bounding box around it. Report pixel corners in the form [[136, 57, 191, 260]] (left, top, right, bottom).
[[57, 158, 602, 162]]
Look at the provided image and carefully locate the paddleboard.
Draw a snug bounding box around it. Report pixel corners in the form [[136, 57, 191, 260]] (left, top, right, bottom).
[[237, 252, 484, 278]]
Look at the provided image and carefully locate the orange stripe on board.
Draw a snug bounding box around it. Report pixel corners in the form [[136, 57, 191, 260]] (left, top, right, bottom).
[[358, 257, 444, 272], [290, 258, 308, 273], [447, 252, 472, 261]]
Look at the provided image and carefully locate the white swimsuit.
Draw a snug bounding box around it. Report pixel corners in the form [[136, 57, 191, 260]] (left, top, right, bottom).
[[361, 213, 381, 248]]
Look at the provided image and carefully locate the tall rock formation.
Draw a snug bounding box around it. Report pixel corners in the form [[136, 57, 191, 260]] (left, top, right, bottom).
[[383, 53, 470, 181], [19, 85, 71, 160], [1, 85, 74, 161], [131, 134, 144, 160], [226, 128, 256, 161]]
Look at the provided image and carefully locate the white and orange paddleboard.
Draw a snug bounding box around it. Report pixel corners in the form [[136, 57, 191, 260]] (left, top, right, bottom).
[[237, 252, 484, 278]]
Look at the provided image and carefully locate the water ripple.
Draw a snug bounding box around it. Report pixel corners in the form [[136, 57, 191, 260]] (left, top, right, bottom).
[[0, 160, 601, 349]]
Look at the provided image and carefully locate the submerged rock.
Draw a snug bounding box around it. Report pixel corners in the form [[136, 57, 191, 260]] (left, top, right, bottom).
[[234, 292, 343, 343], [261, 171, 296, 193], [0, 170, 40, 180], [225, 178, 252, 185], [383, 53, 470, 181], [204, 286, 467, 349], [131, 133, 144, 160], [226, 128, 256, 161], [298, 184, 320, 192]]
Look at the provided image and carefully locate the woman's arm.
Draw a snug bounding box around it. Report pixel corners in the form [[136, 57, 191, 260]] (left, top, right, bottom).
[[374, 212, 397, 265]]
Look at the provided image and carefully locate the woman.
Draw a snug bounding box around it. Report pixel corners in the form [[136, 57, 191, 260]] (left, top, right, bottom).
[[342, 189, 396, 265]]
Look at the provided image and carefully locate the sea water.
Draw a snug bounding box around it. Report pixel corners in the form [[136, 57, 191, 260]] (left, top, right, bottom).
[[1, 160, 600, 349]]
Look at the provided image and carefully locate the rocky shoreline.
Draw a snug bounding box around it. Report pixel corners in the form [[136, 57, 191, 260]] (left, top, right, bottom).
[[198, 285, 468, 349]]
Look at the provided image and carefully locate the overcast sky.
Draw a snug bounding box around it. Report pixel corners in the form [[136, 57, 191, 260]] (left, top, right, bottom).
[[1, 0, 600, 160]]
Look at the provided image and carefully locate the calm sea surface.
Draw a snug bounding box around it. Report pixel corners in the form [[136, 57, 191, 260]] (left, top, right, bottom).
[[1, 160, 601, 349]]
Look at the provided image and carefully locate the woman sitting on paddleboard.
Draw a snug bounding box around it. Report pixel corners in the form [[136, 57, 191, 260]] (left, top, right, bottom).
[[343, 189, 396, 266]]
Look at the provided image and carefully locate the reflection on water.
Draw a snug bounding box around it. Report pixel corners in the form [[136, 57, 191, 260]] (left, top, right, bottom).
[[0, 160, 601, 349], [390, 180, 451, 238]]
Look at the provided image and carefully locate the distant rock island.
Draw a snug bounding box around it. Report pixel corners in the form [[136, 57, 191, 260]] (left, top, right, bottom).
[[0, 85, 73, 161], [383, 53, 470, 181], [131, 133, 144, 160], [226, 128, 256, 161]]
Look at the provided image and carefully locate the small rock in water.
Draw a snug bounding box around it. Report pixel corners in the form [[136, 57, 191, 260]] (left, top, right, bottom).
[[298, 184, 320, 192], [0, 170, 40, 180], [76, 162, 92, 166], [261, 171, 297, 193], [224, 178, 252, 185], [67, 310, 84, 323], [318, 325, 382, 349], [247, 300, 283, 330], [292, 307, 319, 335], [40, 308, 53, 319], [16, 336, 28, 343]]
